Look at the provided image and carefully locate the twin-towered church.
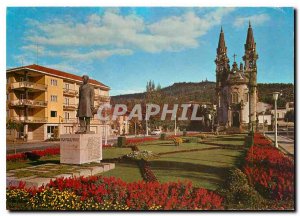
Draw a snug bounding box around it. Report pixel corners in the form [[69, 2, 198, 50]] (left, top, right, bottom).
[[215, 22, 258, 130]]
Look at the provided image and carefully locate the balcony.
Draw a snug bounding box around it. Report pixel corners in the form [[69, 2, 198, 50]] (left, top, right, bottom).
[[61, 118, 104, 125], [63, 88, 78, 97], [9, 99, 48, 108], [62, 118, 78, 124], [63, 103, 77, 110], [10, 116, 48, 123], [8, 81, 47, 91]]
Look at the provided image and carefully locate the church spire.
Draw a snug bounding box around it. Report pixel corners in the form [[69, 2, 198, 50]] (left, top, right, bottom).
[[217, 26, 227, 54], [245, 21, 255, 50]]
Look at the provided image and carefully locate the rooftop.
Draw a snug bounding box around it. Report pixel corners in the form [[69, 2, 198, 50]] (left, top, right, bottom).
[[7, 64, 110, 90]]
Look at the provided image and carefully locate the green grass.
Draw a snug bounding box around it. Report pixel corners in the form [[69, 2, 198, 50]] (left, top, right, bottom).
[[102, 147, 132, 159], [99, 162, 143, 182], [7, 155, 60, 171], [143, 134, 246, 190], [201, 134, 246, 146], [138, 142, 212, 154], [150, 148, 244, 190]]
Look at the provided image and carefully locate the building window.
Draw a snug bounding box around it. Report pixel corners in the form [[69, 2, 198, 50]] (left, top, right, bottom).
[[51, 95, 58, 102], [6, 110, 9, 118], [51, 111, 57, 117], [277, 113, 280, 118], [65, 83, 69, 89], [244, 93, 248, 102], [20, 94, 25, 100], [51, 79, 58, 86], [64, 97, 69, 105], [64, 112, 70, 120], [47, 126, 58, 138], [232, 92, 238, 104], [6, 93, 9, 101]]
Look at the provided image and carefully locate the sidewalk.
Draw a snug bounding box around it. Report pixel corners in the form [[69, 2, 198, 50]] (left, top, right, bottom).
[[7, 141, 60, 154], [265, 134, 294, 156], [7, 137, 118, 154]]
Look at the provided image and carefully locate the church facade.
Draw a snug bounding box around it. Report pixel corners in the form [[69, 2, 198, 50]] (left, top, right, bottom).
[[215, 23, 258, 129]]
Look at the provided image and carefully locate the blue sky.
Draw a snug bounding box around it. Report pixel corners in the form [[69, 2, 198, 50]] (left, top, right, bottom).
[[6, 7, 294, 96]]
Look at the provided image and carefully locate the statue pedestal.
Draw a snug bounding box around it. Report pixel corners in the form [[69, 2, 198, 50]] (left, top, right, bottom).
[[60, 133, 102, 165]]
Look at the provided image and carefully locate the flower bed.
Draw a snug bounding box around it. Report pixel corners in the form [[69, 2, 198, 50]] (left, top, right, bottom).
[[7, 176, 224, 210], [7, 144, 114, 162], [126, 137, 158, 145], [7, 147, 60, 162], [243, 133, 294, 201]]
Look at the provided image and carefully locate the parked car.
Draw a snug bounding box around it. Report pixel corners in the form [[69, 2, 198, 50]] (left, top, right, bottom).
[[150, 129, 162, 135]]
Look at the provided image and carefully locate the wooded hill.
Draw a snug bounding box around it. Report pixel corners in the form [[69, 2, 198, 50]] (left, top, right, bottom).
[[111, 81, 294, 108]]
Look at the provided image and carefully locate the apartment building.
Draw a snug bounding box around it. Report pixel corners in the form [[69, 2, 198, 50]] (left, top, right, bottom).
[[6, 64, 111, 141]]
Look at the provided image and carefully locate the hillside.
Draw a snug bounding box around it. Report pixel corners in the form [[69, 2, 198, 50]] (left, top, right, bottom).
[[111, 81, 294, 107]]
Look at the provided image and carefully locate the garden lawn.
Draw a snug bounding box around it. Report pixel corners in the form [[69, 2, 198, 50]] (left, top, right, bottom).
[[145, 134, 246, 190], [138, 141, 212, 154], [99, 162, 143, 182]]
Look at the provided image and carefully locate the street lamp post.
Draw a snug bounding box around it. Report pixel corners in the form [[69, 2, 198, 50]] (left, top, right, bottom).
[[262, 111, 265, 136], [174, 112, 177, 135], [134, 120, 137, 137], [212, 105, 217, 132], [273, 92, 280, 148], [145, 104, 149, 136]]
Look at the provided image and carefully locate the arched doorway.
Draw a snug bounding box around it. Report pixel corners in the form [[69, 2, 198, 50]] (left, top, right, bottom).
[[232, 111, 240, 127]]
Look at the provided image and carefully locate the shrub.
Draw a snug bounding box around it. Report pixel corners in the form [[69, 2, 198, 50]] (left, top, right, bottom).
[[184, 137, 198, 143], [160, 133, 166, 140], [218, 169, 265, 210], [117, 136, 126, 147], [173, 137, 183, 146], [125, 150, 159, 161], [24, 152, 41, 161], [198, 134, 207, 139]]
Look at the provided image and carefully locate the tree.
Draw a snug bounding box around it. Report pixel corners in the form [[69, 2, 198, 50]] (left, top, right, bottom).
[[6, 119, 23, 139], [284, 110, 294, 122]]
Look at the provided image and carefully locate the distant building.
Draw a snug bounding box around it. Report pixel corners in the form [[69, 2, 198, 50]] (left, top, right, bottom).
[[6, 64, 111, 141], [215, 23, 258, 129], [270, 102, 294, 121]]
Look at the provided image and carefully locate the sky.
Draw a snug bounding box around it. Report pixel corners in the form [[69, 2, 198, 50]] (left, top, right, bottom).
[[6, 7, 294, 96]]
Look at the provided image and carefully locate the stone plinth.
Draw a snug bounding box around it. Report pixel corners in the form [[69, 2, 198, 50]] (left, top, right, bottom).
[[60, 133, 102, 164]]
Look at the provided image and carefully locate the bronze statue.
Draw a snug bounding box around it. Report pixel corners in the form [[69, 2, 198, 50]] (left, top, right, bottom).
[[76, 75, 95, 133]]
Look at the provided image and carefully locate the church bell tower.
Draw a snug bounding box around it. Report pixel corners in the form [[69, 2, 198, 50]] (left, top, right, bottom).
[[243, 21, 258, 127], [215, 27, 230, 125]]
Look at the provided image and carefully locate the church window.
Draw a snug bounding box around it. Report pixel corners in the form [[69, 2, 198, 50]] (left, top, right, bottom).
[[232, 92, 238, 104], [244, 93, 248, 102]]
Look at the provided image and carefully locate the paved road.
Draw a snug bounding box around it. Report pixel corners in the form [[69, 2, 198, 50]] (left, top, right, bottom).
[[265, 133, 294, 156]]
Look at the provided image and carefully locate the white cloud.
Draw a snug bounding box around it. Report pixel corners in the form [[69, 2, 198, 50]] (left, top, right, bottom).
[[21, 44, 133, 60], [233, 14, 270, 27], [23, 8, 234, 56]]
